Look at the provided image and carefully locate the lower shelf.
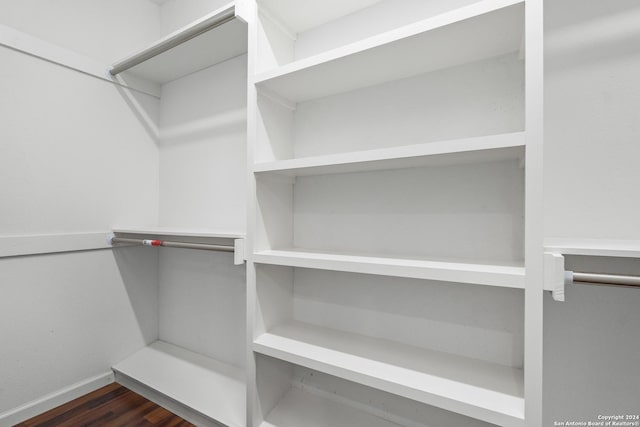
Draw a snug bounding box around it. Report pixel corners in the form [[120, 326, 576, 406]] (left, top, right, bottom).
[[261, 386, 399, 427], [112, 341, 245, 427], [254, 321, 524, 427]]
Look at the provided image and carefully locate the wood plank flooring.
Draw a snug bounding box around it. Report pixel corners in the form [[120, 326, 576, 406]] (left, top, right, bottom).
[[15, 383, 195, 427]]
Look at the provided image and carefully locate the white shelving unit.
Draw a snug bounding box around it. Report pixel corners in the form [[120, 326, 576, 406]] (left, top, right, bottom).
[[254, 321, 524, 427], [110, 2, 248, 85], [113, 341, 245, 427], [247, 0, 543, 425]]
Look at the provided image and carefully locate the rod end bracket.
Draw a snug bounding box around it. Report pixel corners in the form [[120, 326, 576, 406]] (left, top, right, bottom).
[[544, 252, 566, 302]]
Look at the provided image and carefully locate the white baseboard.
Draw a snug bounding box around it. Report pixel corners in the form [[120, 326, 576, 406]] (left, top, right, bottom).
[[0, 372, 114, 426]]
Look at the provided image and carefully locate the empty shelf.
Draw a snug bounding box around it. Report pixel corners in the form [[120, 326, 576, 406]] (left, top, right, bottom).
[[254, 132, 525, 177], [254, 321, 524, 427], [255, 0, 524, 102], [111, 2, 247, 85], [253, 249, 525, 288], [260, 386, 399, 427], [112, 341, 245, 427], [112, 227, 245, 240]]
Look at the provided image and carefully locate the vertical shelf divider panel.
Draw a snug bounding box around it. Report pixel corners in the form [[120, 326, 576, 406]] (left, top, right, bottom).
[[524, 0, 546, 424]]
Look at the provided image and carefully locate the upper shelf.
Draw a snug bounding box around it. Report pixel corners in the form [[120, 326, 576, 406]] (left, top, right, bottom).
[[254, 0, 524, 103], [110, 2, 247, 85], [112, 227, 245, 240], [254, 132, 525, 177], [112, 227, 246, 264]]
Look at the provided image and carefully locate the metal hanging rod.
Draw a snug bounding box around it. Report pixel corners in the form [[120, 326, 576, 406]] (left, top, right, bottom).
[[111, 237, 234, 253], [568, 271, 640, 288], [109, 6, 236, 76]]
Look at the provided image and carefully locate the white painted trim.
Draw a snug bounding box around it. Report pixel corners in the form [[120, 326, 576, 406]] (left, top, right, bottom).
[[0, 232, 113, 258], [0, 372, 114, 426], [244, 1, 259, 426], [523, 0, 545, 423], [0, 24, 160, 98]]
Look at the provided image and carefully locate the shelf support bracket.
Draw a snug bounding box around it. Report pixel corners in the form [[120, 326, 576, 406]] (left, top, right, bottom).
[[544, 252, 566, 302], [234, 239, 246, 265]]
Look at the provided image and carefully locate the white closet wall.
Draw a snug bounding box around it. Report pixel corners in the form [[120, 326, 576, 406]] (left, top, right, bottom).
[[0, 0, 160, 63], [0, 1, 162, 421], [158, 55, 247, 230], [159, 0, 234, 35], [543, 0, 640, 423], [155, 55, 248, 368]]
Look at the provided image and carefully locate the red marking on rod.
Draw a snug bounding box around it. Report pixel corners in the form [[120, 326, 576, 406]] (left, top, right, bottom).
[[151, 240, 163, 246]]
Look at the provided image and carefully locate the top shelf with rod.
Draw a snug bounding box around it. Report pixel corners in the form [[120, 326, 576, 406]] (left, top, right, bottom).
[[110, 227, 246, 265], [109, 1, 248, 85]]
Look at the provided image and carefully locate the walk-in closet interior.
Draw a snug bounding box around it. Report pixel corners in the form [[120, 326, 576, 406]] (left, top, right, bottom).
[[1, 0, 639, 426]]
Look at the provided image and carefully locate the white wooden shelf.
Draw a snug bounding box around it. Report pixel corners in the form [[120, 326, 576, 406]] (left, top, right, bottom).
[[113, 341, 245, 427], [111, 2, 247, 85], [260, 386, 399, 427], [254, 132, 525, 177], [253, 249, 525, 288], [254, 0, 524, 102], [112, 227, 245, 240], [544, 238, 640, 258], [254, 321, 524, 427]]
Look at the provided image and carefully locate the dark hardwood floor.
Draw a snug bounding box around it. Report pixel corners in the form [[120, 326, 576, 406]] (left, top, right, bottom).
[[15, 383, 195, 427]]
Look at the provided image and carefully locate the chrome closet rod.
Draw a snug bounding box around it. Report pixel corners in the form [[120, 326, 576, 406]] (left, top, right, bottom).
[[109, 6, 236, 76], [569, 271, 640, 288], [111, 237, 234, 252]]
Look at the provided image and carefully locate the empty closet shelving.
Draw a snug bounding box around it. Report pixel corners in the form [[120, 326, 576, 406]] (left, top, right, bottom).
[[108, 3, 248, 426], [252, 264, 525, 427], [249, 0, 531, 426], [254, 322, 524, 425], [110, 2, 247, 85], [110, 229, 246, 426]]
